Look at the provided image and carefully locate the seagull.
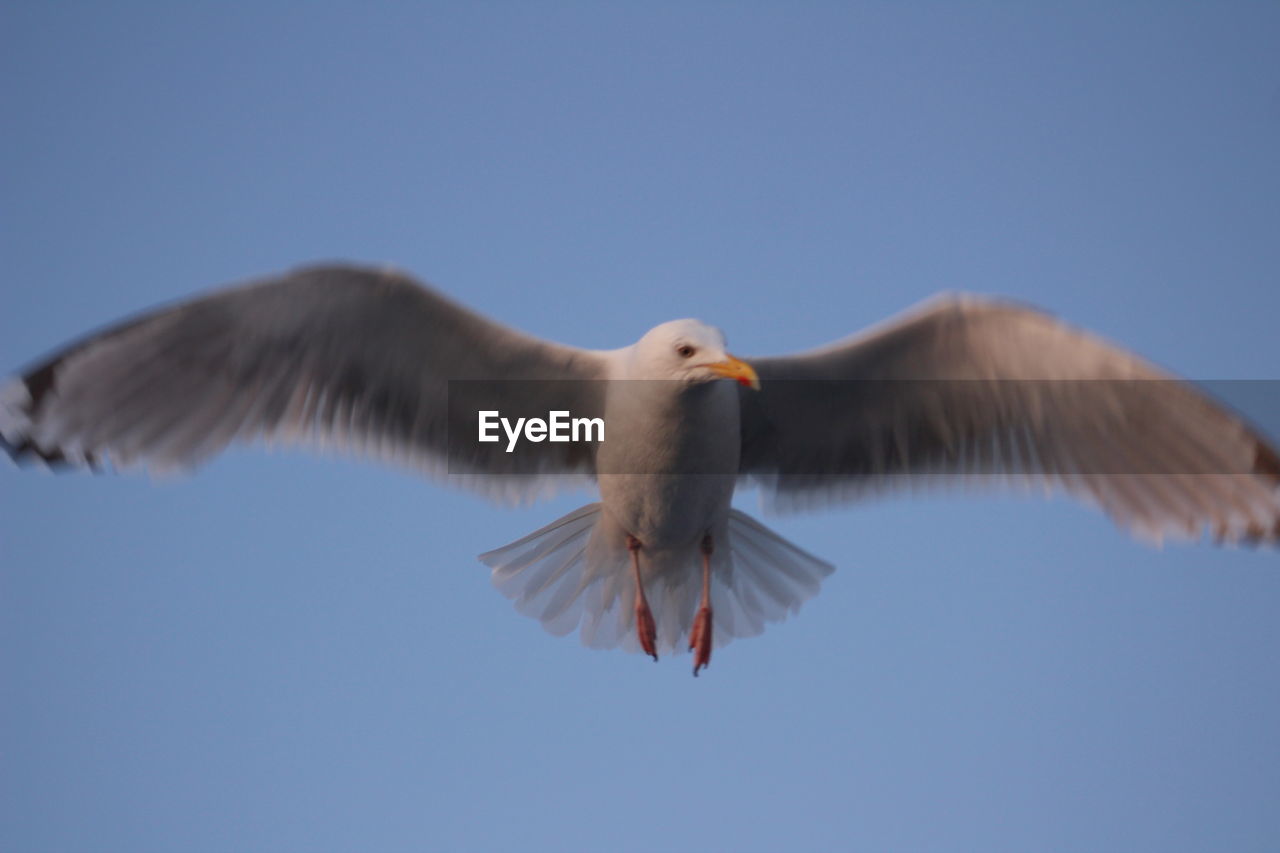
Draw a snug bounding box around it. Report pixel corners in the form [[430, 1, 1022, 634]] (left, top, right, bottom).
[[3, 264, 1278, 675]]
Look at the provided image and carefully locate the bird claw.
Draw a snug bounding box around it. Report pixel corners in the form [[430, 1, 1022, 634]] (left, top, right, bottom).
[[636, 601, 658, 661], [689, 606, 712, 676]]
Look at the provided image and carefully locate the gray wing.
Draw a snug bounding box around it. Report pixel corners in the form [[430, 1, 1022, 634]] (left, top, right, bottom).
[[1, 264, 607, 500], [738, 294, 1280, 544]]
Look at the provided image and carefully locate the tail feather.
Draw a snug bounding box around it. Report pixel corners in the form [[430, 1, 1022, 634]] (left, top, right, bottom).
[[538, 544, 594, 634], [478, 504, 835, 656], [731, 512, 828, 604]]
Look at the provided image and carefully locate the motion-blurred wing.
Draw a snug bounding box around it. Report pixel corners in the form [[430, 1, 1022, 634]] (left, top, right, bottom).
[[738, 295, 1280, 544], [1, 264, 607, 500]]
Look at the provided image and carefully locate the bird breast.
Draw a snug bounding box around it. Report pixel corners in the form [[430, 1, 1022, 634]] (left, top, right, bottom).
[[595, 380, 740, 547]]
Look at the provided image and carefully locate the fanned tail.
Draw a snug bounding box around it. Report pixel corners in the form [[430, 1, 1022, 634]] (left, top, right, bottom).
[[480, 503, 606, 637], [478, 505, 835, 656]]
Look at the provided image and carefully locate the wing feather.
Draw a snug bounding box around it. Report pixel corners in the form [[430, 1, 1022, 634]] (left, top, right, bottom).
[[1, 264, 607, 500], [739, 294, 1280, 545]]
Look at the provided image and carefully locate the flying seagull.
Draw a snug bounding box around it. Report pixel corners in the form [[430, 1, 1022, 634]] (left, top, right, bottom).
[[3, 264, 1278, 675]]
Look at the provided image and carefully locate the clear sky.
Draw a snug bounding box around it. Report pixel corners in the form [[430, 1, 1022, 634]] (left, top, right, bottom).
[[2, 3, 1279, 851]]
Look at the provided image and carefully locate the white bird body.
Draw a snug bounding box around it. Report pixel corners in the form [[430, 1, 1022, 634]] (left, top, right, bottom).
[[3, 264, 1277, 672], [485, 319, 813, 662], [598, 376, 740, 548]]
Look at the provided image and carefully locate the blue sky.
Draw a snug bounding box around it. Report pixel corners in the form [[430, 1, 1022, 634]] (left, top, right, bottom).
[[2, 3, 1279, 851]]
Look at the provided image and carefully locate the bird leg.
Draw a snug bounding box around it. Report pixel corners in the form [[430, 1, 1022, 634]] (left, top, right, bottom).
[[629, 535, 658, 661], [689, 533, 714, 676]]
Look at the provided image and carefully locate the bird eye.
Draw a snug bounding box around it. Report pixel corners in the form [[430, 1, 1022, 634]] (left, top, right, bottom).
[[677, 344, 696, 358]]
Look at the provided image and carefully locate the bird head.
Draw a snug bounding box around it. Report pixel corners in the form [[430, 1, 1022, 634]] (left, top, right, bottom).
[[631, 319, 760, 390]]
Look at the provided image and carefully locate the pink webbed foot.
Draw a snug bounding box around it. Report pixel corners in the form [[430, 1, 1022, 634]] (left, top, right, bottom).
[[628, 534, 658, 662], [689, 606, 713, 676], [635, 598, 658, 662]]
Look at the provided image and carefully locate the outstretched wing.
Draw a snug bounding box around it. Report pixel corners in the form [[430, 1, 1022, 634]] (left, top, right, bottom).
[[1, 264, 607, 500], [738, 294, 1280, 544]]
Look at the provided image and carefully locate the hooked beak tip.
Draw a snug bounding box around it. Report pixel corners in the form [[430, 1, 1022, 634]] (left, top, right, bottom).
[[705, 355, 760, 391]]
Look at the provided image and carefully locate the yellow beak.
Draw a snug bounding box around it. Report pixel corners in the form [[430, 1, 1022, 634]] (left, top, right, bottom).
[[703, 355, 761, 390]]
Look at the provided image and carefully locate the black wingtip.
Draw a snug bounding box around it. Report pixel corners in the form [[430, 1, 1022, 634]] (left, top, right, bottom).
[[1254, 440, 1280, 487], [2, 433, 63, 468], [1, 422, 101, 472]]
